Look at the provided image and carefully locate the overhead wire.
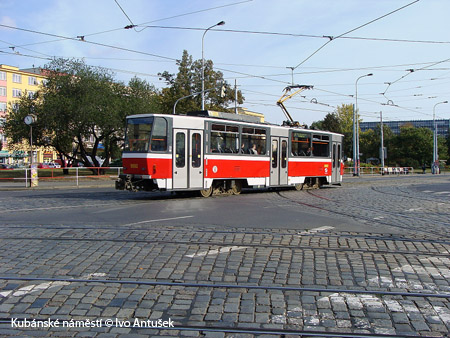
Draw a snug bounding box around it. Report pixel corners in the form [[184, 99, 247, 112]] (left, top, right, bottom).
[[114, 0, 137, 30], [139, 24, 449, 45], [293, 0, 421, 69], [0, 23, 177, 62], [0, 0, 253, 52], [2, 0, 447, 123]]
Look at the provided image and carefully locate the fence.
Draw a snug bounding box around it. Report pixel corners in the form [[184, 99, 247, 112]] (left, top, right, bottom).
[[344, 166, 414, 175], [0, 167, 123, 187]]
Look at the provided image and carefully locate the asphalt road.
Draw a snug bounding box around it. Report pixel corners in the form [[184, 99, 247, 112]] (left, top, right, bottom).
[[0, 174, 449, 337]]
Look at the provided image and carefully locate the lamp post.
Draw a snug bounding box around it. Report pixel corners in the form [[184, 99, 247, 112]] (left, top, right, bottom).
[[353, 73, 373, 176], [380, 111, 385, 171], [24, 113, 37, 187], [432, 100, 448, 174], [202, 21, 225, 111]]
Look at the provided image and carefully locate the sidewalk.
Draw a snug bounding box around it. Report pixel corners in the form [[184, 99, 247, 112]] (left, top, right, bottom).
[[0, 177, 116, 191]]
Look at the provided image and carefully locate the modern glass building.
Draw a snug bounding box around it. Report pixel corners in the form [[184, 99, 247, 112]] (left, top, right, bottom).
[[360, 119, 450, 138]]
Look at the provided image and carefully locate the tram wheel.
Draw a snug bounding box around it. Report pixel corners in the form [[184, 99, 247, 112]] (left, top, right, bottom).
[[231, 181, 243, 195], [294, 183, 303, 191], [199, 186, 213, 198]]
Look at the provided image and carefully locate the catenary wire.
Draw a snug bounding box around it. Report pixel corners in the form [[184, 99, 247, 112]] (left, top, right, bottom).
[[293, 0, 421, 69]]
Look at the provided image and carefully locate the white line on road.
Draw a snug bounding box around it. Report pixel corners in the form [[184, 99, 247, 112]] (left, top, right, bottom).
[[186, 246, 248, 258], [434, 191, 450, 195], [0, 203, 119, 214], [123, 215, 194, 226], [405, 207, 423, 212], [0, 273, 106, 299], [298, 226, 334, 235]]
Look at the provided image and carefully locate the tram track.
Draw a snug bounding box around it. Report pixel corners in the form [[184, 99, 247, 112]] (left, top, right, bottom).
[[372, 185, 450, 204], [0, 319, 445, 338], [0, 275, 448, 299], [276, 190, 450, 239], [0, 235, 448, 258], [1, 223, 449, 245]]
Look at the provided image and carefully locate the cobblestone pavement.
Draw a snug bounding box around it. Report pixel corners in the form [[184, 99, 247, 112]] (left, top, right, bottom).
[[0, 175, 449, 337]]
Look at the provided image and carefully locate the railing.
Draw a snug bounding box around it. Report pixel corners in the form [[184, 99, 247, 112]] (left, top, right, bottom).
[[344, 166, 414, 175], [0, 167, 123, 187]]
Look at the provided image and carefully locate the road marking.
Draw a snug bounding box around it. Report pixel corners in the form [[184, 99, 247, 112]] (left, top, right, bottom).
[[0, 203, 118, 214], [123, 215, 194, 226], [373, 216, 384, 220], [0, 273, 106, 298], [434, 191, 450, 195], [298, 226, 334, 235], [405, 207, 423, 212], [186, 246, 248, 258]]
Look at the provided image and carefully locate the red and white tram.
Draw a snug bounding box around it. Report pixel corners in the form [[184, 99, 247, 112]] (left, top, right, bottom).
[[116, 111, 344, 197]]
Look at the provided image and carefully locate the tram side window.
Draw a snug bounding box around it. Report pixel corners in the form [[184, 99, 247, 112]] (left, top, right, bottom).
[[125, 117, 153, 152], [241, 127, 266, 155], [291, 132, 311, 156], [150, 117, 168, 151], [312, 135, 330, 157], [210, 124, 239, 153]]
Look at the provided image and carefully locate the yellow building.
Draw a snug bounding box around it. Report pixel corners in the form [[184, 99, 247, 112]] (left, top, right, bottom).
[[0, 64, 54, 165]]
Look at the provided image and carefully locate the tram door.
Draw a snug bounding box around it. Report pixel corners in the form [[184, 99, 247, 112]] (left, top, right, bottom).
[[270, 137, 288, 186], [173, 129, 204, 189], [331, 142, 341, 183]]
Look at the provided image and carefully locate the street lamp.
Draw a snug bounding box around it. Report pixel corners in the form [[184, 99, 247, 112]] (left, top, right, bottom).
[[432, 100, 448, 174], [353, 73, 373, 176], [202, 21, 225, 111]]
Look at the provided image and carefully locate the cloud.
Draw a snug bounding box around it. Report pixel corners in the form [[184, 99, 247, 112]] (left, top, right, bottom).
[[0, 16, 16, 29]]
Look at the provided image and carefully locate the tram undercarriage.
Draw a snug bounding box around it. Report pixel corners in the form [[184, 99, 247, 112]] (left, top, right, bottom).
[[116, 175, 328, 197]]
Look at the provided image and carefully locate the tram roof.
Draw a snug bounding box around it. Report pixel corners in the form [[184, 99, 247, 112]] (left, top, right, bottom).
[[126, 112, 343, 137]]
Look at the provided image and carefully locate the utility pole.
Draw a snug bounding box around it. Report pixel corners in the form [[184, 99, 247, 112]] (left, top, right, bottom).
[[235, 79, 238, 114], [354, 73, 373, 176], [380, 111, 385, 170], [432, 101, 448, 174], [202, 21, 225, 110], [353, 104, 357, 176], [287, 67, 295, 85]]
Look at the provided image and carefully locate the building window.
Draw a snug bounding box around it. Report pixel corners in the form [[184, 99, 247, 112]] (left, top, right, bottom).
[[12, 89, 22, 97], [0, 72, 5, 81], [27, 91, 36, 99], [0, 118, 5, 127], [0, 87, 6, 97], [0, 102, 6, 112], [28, 76, 38, 85], [12, 74, 21, 83]]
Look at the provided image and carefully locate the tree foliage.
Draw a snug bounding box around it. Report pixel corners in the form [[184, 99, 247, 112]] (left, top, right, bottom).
[[4, 58, 158, 168], [311, 105, 449, 167], [158, 50, 244, 114]]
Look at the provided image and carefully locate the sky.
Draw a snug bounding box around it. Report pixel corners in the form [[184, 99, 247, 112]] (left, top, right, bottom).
[[1, 0, 449, 126]]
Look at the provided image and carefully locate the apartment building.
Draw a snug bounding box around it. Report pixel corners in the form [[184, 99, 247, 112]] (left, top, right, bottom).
[[0, 64, 55, 165]]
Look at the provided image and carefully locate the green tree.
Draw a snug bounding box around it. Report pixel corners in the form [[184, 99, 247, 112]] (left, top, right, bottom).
[[4, 58, 155, 169], [437, 135, 448, 163], [335, 104, 358, 158], [158, 50, 244, 114], [389, 126, 433, 168], [310, 105, 357, 158], [359, 124, 394, 163], [311, 112, 340, 132], [126, 77, 162, 115]]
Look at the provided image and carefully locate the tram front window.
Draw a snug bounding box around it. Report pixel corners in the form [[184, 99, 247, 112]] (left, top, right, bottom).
[[124, 117, 154, 152]]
